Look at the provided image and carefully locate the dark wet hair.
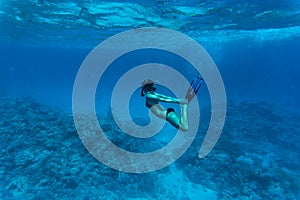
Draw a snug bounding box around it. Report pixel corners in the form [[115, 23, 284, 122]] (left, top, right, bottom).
[[141, 83, 156, 96]]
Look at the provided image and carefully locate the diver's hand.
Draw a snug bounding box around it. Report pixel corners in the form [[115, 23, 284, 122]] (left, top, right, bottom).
[[179, 98, 189, 105]]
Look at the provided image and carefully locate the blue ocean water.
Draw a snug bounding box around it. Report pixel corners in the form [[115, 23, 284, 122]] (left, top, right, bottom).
[[1, 0, 300, 199]]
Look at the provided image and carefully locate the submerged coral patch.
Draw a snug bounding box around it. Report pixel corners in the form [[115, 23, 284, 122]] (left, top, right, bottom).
[[177, 102, 300, 200], [0, 97, 299, 199]]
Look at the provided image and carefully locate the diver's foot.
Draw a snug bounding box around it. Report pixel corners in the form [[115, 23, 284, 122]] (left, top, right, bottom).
[[185, 92, 195, 102], [185, 76, 204, 102]]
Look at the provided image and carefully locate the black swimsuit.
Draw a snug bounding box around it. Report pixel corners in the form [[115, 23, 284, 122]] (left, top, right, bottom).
[[143, 87, 176, 119], [145, 96, 159, 108]]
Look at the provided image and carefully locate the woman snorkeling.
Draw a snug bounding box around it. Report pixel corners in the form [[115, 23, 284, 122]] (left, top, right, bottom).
[[141, 76, 203, 131]]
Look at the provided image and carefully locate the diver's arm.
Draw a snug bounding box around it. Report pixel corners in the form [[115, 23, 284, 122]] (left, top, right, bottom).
[[147, 92, 181, 104], [155, 93, 180, 103]]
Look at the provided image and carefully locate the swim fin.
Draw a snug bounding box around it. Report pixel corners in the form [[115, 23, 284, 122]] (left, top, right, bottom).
[[185, 76, 204, 102]]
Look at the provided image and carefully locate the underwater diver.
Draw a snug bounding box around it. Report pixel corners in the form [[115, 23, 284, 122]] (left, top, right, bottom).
[[141, 76, 204, 131]]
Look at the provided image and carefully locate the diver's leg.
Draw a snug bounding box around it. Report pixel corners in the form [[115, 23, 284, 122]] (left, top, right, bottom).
[[166, 106, 189, 131], [166, 109, 180, 129], [150, 104, 167, 119], [179, 103, 189, 131], [150, 102, 189, 131]]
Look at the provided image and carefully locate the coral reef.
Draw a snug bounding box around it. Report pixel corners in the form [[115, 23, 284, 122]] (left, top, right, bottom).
[[0, 97, 161, 199], [0, 97, 299, 199], [176, 102, 300, 200]]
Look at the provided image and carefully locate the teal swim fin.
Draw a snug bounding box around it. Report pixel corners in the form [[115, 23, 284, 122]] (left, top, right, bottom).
[[185, 76, 204, 102]]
